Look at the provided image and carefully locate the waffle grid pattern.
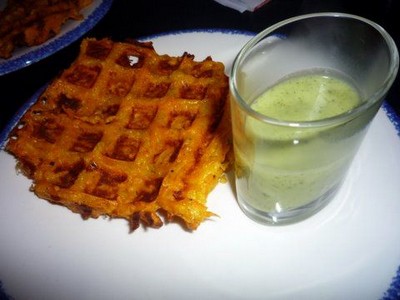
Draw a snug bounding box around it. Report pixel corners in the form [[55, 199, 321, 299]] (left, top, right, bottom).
[[6, 38, 232, 231]]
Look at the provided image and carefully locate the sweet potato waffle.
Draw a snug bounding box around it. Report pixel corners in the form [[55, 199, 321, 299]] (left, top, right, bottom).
[[5, 38, 232, 231], [0, 0, 93, 59]]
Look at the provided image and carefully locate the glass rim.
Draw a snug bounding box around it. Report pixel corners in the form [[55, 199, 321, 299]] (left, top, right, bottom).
[[229, 12, 399, 128]]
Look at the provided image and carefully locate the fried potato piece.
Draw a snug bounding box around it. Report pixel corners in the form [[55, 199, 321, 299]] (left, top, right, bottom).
[[5, 38, 232, 231], [0, 0, 93, 59]]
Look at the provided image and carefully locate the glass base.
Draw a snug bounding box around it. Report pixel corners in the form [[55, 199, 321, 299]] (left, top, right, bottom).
[[237, 183, 342, 226]]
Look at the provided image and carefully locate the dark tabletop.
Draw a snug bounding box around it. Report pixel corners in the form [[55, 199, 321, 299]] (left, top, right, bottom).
[[1, 0, 399, 133]]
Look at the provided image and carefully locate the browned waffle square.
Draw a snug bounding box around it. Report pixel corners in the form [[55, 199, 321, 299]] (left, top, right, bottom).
[[5, 38, 232, 231]]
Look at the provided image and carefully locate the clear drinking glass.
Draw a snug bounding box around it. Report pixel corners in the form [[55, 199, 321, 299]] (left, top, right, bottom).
[[229, 12, 399, 225]]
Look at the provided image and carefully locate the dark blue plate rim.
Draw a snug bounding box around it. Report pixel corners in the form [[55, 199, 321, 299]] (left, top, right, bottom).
[[0, 0, 113, 76]]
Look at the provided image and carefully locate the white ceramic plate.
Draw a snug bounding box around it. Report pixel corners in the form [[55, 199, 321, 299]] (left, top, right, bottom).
[[0, 30, 400, 300], [0, 0, 113, 75]]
